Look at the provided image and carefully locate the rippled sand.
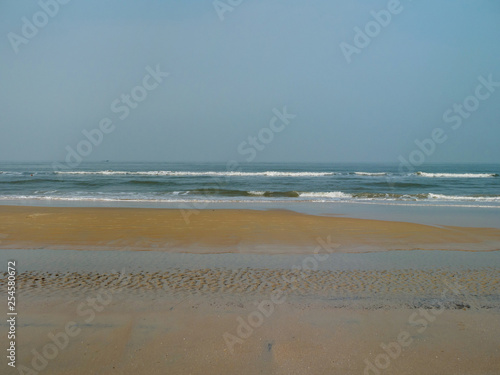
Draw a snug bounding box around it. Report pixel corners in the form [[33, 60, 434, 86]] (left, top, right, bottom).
[[2, 263, 499, 375], [4, 267, 499, 310]]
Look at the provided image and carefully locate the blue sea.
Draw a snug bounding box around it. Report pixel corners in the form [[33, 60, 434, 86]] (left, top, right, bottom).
[[0, 162, 499, 207]]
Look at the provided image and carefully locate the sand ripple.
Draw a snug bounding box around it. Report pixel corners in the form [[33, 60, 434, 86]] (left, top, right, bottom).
[[2, 268, 499, 309]]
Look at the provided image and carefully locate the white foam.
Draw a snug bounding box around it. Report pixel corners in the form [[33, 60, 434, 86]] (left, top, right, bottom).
[[55, 170, 335, 177], [299, 191, 352, 199], [354, 172, 388, 176], [427, 193, 500, 202], [248, 191, 265, 196], [416, 172, 497, 178], [1, 192, 499, 205]]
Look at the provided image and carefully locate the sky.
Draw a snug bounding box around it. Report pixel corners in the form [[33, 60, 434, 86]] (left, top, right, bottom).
[[1, 0, 499, 164]]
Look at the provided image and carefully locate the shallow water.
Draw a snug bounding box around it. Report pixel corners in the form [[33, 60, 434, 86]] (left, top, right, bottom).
[[2, 249, 499, 273]]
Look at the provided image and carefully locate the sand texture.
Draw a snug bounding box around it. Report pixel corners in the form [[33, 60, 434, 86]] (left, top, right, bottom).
[[0, 206, 499, 252]]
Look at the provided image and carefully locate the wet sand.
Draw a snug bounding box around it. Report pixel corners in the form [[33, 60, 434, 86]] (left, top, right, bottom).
[[0, 205, 499, 252], [0, 206, 499, 374], [1, 251, 499, 374], [4, 267, 500, 309], [3, 274, 500, 375]]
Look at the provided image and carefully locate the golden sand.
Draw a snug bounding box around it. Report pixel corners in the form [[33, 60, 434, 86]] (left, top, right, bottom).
[[10, 295, 500, 375], [0, 205, 499, 252], [1, 206, 499, 374]]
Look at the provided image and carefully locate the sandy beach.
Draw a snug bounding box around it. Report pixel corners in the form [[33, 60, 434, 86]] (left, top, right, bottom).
[[3, 0, 500, 372], [3, 265, 500, 375], [0, 206, 499, 252], [1, 205, 499, 374], [9, 294, 500, 375]]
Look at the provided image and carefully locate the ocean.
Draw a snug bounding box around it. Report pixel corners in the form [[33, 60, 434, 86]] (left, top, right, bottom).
[[0, 162, 498, 208]]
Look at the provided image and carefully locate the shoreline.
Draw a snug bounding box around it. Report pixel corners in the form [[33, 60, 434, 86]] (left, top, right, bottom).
[[1, 199, 499, 229], [0, 205, 500, 253], [2, 205, 499, 374]]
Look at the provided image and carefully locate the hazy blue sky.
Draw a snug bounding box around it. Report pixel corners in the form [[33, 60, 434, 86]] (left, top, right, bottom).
[[1, 0, 499, 163]]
